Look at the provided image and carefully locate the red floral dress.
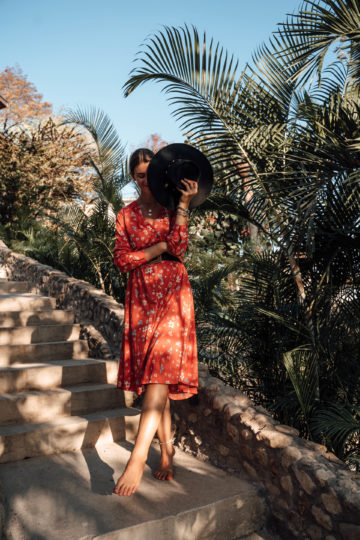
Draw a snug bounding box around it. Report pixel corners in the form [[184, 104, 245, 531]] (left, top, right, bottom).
[[113, 201, 198, 400]]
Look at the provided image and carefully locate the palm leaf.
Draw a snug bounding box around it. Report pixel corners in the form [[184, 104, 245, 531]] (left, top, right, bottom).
[[311, 403, 360, 456], [283, 347, 319, 424], [124, 25, 264, 177], [64, 106, 128, 189], [277, 0, 360, 87]]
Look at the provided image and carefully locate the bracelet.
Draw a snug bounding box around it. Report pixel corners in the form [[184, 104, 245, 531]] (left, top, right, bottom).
[[176, 209, 189, 218], [159, 438, 173, 445], [176, 205, 190, 214]]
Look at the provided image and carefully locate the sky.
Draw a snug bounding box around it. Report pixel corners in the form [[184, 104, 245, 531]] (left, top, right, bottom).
[[1, 0, 301, 195]]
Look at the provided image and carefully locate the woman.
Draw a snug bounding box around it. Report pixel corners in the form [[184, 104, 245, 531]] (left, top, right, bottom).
[[113, 148, 198, 496]]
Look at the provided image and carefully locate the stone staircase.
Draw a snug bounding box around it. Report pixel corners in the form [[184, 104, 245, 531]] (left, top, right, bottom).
[[0, 279, 272, 539], [0, 279, 139, 462]]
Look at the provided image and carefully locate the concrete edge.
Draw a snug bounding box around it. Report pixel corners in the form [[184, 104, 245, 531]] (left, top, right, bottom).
[[90, 489, 268, 540]]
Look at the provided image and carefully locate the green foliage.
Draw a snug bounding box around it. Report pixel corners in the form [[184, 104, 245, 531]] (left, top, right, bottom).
[[1, 107, 129, 303], [311, 403, 360, 466], [0, 118, 94, 225]]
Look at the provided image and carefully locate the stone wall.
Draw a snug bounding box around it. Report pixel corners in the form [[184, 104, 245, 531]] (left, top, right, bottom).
[[0, 242, 121, 359], [1, 242, 360, 539], [172, 363, 360, 539]]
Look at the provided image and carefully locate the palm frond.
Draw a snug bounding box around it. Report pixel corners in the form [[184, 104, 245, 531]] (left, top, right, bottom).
[[124, 24, 264, 175], [64, 106, 128, 189], [277, 0, 360, 87], [311, 403, 360, 458], [283, 347, 319, 426]]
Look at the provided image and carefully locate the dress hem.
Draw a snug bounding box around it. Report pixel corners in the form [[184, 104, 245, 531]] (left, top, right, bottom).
[[116, 381, 198, 401]]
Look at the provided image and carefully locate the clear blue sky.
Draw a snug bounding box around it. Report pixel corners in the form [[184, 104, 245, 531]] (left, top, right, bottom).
[[1, 0, 301, 194]]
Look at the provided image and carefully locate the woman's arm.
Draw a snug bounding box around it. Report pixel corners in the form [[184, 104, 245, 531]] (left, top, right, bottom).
[[166, 179, 198, 259], [174, 178, 198, 224], [144, 242, 168, 261], [114, 211, 167, 273]]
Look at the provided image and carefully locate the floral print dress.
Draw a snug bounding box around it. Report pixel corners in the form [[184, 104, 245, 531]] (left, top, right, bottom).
[[113, 200, 198, 400]]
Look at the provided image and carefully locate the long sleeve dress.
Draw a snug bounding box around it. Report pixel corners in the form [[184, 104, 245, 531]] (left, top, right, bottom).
[[113, 200, 198, 400]]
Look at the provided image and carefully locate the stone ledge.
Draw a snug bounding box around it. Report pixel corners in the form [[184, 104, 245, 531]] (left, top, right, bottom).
[[0, 244, 123, 358], [172, 362, 360, 539]]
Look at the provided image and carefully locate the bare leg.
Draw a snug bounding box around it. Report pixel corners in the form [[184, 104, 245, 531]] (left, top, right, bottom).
[[154, 396, 175, 481], [113, 383, 168, 496]]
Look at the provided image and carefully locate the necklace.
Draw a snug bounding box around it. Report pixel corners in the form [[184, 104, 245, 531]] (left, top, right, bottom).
[[140, 205, 153, 217], [137, 200, 158, 218]]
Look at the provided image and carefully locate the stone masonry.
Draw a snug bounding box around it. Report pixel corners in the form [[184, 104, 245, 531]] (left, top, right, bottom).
[[0, 241, 121, 360], [171, 366, 360, 539]]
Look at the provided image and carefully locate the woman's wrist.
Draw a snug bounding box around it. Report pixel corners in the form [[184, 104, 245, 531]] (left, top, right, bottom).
[[178, 199, 190, 209]]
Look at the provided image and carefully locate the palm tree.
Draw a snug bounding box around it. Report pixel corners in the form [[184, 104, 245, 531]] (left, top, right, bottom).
[[51, 107, 129, 300], [122, 1, 360, 464]]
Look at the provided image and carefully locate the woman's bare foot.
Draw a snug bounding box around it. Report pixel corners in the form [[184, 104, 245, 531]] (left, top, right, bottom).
[[113, 457, 146, 496], [154, 444, 175, 481]]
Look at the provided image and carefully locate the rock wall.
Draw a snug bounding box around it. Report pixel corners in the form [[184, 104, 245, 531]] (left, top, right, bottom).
[[172, 364, 360, 539], [1, 242, 360, 539], [0, 242, 121, 359]]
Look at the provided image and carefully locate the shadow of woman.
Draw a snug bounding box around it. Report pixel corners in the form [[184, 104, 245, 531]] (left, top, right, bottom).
[[80, 420, 117, 495], [81, 445, 115, 496]]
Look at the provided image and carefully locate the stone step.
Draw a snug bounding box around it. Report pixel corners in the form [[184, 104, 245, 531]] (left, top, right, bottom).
[[0, 442, 269, 539], [0, 383, 121, 424], [0, 339, 89, 366], [0, 309, 75, 328], [0, 408, 140, 463], [0, 358, 119, 393], [0, 323, 81, 345], [0, 281, 31, 294], [0, 294, 56, 311]]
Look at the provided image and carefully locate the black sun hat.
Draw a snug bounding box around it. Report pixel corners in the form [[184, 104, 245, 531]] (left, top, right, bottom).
[[147, 143, 214, 210]]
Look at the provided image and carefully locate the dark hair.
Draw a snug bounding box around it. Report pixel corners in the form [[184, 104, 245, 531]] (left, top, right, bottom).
[[129, 148, 154, 176]]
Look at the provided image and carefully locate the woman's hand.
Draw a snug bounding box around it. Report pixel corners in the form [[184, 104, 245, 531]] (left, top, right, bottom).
[[143, 241, 168, 263], [157, 241, 168, 253], [177, 178, 198, 207]]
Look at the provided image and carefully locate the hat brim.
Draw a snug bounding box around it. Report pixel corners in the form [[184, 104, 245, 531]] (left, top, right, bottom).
[[147, 143, 214, 210]]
